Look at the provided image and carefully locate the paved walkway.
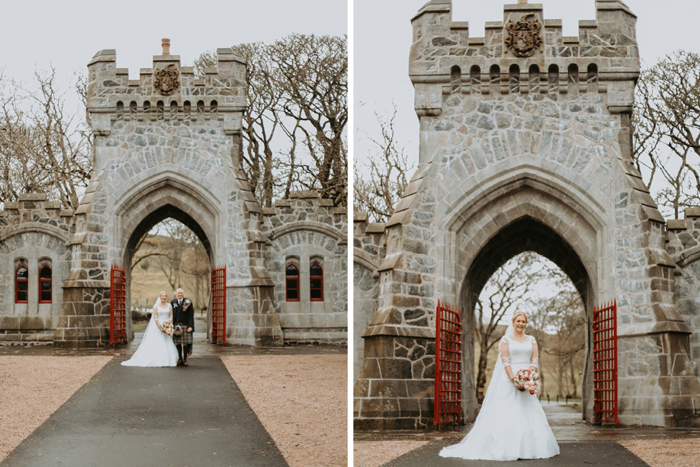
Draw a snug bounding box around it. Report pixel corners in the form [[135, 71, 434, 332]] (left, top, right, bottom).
[[357, 401, 700, 466], [0, 337, 345, 467], [1, 356, 287, 467]]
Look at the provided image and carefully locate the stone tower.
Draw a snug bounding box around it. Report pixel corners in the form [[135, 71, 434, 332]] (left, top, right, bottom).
[[354, 0, 700, 429], [52, 41, 283, 347]]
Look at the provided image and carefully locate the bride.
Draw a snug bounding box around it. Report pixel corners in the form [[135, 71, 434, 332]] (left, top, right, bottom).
[[439, 310, 560, 461], [121, 291, 179, 367]]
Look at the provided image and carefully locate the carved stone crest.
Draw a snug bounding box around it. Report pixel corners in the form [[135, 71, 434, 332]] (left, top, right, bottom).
[[505, 14, 543, 58], [153, 64, 180, 96]]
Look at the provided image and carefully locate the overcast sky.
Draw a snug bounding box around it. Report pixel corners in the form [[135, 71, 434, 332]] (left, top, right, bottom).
[[354, 0, 700, 173], [0, 0, 347, 115]]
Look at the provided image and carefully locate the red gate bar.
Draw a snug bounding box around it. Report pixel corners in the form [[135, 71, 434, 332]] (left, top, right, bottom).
[[593, 300, 619, 424], [434, 300, 462, 430], [110, 265, 127, 346], [211, 265, 227, 345]]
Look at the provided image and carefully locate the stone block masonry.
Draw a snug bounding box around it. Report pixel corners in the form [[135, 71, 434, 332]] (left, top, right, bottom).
[[354, 0, 700, 430]]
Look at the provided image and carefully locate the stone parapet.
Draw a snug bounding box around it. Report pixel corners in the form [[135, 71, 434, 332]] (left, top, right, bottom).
[[410, 0, 639, 121], [260, 190, 347, 239]]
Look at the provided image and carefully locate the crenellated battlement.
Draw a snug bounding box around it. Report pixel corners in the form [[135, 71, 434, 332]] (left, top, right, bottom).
[[87, 40, 246, 137], [410, 0, 639, 115], [260, 190, 347, 239], [0, 194, 74, 240]]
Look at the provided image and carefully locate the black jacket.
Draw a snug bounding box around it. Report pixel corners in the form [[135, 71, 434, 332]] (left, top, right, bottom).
[[171, 297, 195, 331]]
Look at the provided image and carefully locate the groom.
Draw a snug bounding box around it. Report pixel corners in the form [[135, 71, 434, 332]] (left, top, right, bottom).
[[171, 287, 194, 367]]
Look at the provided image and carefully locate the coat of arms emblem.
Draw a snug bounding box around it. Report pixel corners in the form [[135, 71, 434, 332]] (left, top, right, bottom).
[[153, 64, 180, 96], [505, 14, 543, 58]]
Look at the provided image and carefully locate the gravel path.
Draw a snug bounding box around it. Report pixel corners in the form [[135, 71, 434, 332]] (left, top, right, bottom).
[[354, 441, 430, 467], [619, 439, 700, 467], [221, 354, 347, 467], [0, 356, 111, 462]]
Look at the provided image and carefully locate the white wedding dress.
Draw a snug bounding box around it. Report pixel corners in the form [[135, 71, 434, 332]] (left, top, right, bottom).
[[121, 301, 178, 367], [439, 333, 560, 461]]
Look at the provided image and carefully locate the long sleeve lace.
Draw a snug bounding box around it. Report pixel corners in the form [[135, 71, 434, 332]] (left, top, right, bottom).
[[530, 337, 539, 368], [499, 337, 511, 368]]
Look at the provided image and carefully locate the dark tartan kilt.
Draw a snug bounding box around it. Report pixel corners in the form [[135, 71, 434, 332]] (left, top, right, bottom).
[[172, 326, 193, 345]]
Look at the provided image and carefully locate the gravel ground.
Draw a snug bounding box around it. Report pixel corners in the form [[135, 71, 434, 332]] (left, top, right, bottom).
[[221, 354, 347, 467], [0, 356, 111, 462], [354, 441, 430, 467], [619, 439, 700, 467]]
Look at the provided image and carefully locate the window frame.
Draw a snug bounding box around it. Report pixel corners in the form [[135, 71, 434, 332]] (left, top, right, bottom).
[[39, 265, 52, 303], [15, 265, 28, 304], [309, 262, 323, 302], [285, 264, 300, 302]]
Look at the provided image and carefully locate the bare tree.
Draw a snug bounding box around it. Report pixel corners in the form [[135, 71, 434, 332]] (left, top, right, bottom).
[[634, 50, 700, 218], [354, 107, 413, 222], [269, 34, 348, 206], [131, 219, 210, 309], [0, 69, 92, 209], [528, 277, 586, 398], [195, 35, 347, 207]]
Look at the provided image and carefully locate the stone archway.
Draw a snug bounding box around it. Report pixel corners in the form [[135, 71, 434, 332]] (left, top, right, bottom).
[[121, 204, 213, 342], [457, 216, 595, 423], [108, 169, 223, 343]]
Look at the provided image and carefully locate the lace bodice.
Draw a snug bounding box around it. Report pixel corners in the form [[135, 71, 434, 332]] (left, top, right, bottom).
[[153, 302, 172, 322], [499, 334, 538, 368]]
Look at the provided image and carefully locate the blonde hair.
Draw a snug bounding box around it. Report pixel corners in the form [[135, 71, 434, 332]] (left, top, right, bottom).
[[511, 310, 528, 323]]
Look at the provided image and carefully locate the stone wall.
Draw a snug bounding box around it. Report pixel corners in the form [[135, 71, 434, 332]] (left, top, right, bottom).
[[353, 215, 385, 381], [0, 194, 73, 343], [355, 0, 700, 430], [667, 208, 700, 380], [261, 190, 348, 344]]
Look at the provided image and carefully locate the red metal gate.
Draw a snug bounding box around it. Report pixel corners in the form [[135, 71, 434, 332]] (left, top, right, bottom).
[[110, 266, 127, 346], [211, 265, 226, 345], [434, 300, 462, 429], [593, 300, 619, 424]]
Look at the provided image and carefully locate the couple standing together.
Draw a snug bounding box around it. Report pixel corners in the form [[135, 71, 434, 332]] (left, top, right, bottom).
[[122, 288, 195, 368]]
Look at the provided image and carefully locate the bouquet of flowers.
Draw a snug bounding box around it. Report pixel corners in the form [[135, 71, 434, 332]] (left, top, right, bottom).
[[159, 320, 174, 336], [514, 368, 540, 395]]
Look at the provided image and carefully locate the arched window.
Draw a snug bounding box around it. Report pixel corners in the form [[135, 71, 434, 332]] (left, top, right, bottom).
[[310, 263, 323, 301], [490, 64, 501, 95], [509, 64, 520, 94], [286, 264, 299, 301], [15, 266, 28, 303], [39, 266, 52, 303], [470, 65, 481, 95], [529, 64, 540, 93], [587, 63, 599, 92], [450, 66, 461, 94], [548, 64, 559, 93]]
